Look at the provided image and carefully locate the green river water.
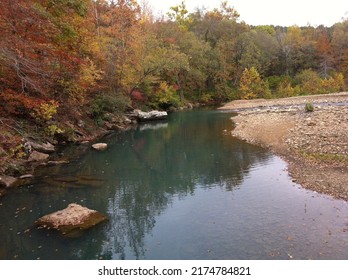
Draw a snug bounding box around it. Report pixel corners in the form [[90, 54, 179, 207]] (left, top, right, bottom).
[[0, 109, 347, 259]]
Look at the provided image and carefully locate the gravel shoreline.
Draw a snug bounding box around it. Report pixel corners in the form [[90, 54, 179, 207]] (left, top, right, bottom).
[[219, 92, 348, 201]]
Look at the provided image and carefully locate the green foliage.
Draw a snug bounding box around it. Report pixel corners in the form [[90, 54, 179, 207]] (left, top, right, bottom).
[[199, 92, 214, 104], [1, 0, 347, 129], [148, 82, 182, 110], [295, 69, 322, 95], [167, 1, 191, 30], [90, 93, 131, 124], [10, 144, 27, 159], [45, 124, 64, 137], [266, 75, 291, 91], [276, 79, 301, 98], [295, 69, 345, 95], [45, 0, 88, 17], [305, 102, 314, 112], [4, 163, 25, 176]]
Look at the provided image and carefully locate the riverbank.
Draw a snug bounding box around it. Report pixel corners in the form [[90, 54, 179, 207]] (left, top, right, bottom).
[[219, 92, 348, 201], [0, 111, 140, 195], [0, 105, 195, 195]]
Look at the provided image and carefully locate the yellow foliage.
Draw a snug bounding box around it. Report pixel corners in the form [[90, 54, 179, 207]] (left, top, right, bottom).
[[297, 69, 345, 95], [45, 124, 64, 137], [79, 58, 104, 88], [277, 81, 300, 97], [159, 81, 169, 92], [32, 100, 59, 121], [239, 67, 270, 99]]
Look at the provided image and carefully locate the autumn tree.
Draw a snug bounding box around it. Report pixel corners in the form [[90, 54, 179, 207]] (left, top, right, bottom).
[[0, 0, 101, 116], [96, 0, 140, 93], [317, 30, 334, 78], [1, 0, 347, 123], [276, 77, 300, 97], [0, 0, 58, 101], [239, 67, 270, 99], [331, 20, 348, 83], [167, 1, 191, 30]]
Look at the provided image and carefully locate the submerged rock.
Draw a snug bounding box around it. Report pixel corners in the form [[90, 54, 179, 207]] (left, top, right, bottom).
[[0, 175, 18, 188], [35, 203, 107, 237], [44, 175, 105, 188], [28, 151, 50, 162], [16, 174, 34, 188], [92, 143, 108, 151]]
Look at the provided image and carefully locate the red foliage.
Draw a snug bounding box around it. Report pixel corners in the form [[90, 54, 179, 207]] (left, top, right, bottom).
[[172, 84, 181, 90], [0, 89, 45, 117], [0, 0, 93, 108], [131, 90, 145, 101], [165, 37, 177, 44]]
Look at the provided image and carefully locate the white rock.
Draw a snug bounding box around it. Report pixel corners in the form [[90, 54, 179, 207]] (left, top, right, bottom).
[[135, 110, 168, 121], [92, 143, 108, 151]]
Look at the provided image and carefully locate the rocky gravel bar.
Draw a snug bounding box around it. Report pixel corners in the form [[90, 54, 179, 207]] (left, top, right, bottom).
[[219, 92, 348, 201]]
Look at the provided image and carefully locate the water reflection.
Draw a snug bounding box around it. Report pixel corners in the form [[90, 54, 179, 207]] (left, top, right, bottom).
[[0, 110, 347, 260], [138, 122, 168, 131], [85, 110, 271, 259]]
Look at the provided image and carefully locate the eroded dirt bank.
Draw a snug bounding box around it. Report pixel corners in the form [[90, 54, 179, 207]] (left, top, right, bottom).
[[219, 92, 348, 201]]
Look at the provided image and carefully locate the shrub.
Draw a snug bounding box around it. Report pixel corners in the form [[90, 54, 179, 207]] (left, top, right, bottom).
[[239, 67, 271, 99], [320, 73, 345, 93], [0, 89, 43, 117], [295, 69, 322, 95], [89, 93, 131, 124], [148, 82, 181, 110], [45, 124, 64, 137], [32, 100, 59, 122], [305, 102, 314, 112]]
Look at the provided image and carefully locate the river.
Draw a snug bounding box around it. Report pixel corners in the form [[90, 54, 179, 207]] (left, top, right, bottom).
[[0, 109, 347, 259]]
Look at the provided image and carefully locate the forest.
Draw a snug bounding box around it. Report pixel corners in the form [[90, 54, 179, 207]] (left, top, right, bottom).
[[0, 0, 347, 162]]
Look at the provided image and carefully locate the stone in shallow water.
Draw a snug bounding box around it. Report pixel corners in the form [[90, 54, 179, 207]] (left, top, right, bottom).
[[28, 151, 50, 161], [35, 203, 107, 237], [0, 175, 17, 188]]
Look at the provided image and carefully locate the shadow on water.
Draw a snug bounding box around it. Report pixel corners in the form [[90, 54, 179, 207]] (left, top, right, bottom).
[[0, 109, 347, 260]]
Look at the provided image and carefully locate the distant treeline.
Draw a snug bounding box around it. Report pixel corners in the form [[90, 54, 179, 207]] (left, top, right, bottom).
[[1, 0, 347, 120]]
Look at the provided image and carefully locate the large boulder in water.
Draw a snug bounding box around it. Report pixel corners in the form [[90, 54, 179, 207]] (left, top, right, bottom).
[[134, 109, 168, 121], [92, 143, 108, 151], [35, 203, 107, 237]]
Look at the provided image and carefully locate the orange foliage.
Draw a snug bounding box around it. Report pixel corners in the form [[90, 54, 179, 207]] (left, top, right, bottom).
[[0, 89, 45, 117]]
